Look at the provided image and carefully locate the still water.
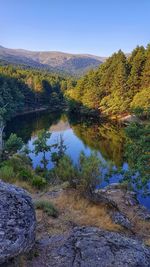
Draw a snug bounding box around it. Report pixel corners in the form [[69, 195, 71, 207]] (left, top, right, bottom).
[[5, 111, 150, 209]]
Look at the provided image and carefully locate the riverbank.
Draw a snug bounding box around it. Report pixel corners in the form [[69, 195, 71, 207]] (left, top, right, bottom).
[[15, 107, 49, 116]]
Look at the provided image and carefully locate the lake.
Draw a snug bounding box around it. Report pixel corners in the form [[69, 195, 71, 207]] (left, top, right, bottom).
[[5, 111, 150, 209]]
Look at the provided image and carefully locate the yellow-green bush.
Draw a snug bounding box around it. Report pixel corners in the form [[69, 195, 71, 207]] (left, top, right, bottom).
[[35, 200, 58, 217], [0, 165, 15, 182]]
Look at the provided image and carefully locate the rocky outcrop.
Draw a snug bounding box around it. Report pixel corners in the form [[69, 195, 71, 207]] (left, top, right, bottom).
[[93, 183, 138, 209], [90, 184, 150, 237], [0, 180, 36, 264], [31, 226, 150, 267]]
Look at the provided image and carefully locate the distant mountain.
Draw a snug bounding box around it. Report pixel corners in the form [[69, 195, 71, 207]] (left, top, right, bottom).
[[0, 45, 106, 75]]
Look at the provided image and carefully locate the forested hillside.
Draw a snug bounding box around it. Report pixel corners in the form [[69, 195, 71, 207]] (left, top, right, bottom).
[[66, 45, 150, 117], [0, 66, 75, 118]]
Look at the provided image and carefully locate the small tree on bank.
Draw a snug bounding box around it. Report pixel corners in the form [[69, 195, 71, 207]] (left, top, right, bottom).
[[33, 130, 52, 171]]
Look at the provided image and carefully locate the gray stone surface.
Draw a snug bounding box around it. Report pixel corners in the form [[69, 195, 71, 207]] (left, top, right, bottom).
[[111, 211, 132, 230], [41, 227, 150, 267], [91, 184, 150, 229], [0, 180, 36, 264]]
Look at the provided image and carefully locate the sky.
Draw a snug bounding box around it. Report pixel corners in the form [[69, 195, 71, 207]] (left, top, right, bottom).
[[0, 0, 150, 56]]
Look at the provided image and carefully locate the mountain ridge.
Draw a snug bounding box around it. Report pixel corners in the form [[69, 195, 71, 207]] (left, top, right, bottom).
[[0, 45, 106, 75]]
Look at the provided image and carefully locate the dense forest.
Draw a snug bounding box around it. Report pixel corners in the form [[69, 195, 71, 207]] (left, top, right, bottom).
[[0, 65, 76, 129], [0, 66, 68, 115], [66, 45, 150, 117]]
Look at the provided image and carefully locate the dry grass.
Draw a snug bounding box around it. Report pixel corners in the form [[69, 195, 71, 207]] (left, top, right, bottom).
[[53, 190, 122, 230], [13, 180, 36, 193], [35, 189, 122, 239]]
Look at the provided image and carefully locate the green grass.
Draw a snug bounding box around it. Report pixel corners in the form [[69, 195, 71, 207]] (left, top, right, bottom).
[[35, 200, 58, 218], [0, 165, 15, 182]]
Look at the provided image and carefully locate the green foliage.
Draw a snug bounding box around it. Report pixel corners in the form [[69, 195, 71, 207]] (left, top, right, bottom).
[[51, 152, 102, 193], [131, 107, 145, 118], [66, 44, 150, 116], [125, 122, 150, 190], [0, 65, 70, 126], [33, 130, 52, 171], [52, 155, 77, 184], [5, 133, 24, 154], [33, 130, 52, 155], [31, 175, 46, 189], [33, 131, 67, 172], [0, 154, 46, 189], [77, 152, 102, 192], [0, 74, 24, 122], [127, 46, 146, 96], [131, 88, 150, 117], [35, 200, 58, 217], [51, 134, 67, 166], [0, 165, 15, 182]]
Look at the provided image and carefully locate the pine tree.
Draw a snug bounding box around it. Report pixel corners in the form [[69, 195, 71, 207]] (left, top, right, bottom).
[[127, 46, 146, 97], [141, 44, 150, 88]]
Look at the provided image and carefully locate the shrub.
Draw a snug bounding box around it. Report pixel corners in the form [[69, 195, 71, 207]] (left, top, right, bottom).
[[0, 154, 46, 189], [0, 165, 15, 182], [53, 155, 77, 184], [32, 175, 46, 189], [35, 166, 44, 175], [18, 168, 33, 182], [35, 200, 58, 217], [51, 152, 102, 193], [77, 152, 102, 192], [6, 154, 32, 173], [5, 133, 24, 154]]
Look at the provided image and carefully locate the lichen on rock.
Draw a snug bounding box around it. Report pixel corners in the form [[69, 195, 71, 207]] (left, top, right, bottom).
[[0, 180, 36, 265]]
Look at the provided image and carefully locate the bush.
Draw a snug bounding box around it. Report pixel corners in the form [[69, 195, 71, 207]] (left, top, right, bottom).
[[18, 168, 33, 182], [35, 200, 58, 217], [51, 152, 102, 193], [6, 154, 32, 173], [0, 165, 15, 182], [5, 133, 24, 154], [0, 154, 46, 189], [77, 152, 101, 192], [32, 175, 46, 189], [53, 155, 77, 184]]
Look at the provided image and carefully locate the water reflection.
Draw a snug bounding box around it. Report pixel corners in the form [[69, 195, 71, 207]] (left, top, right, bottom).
[[5, 111, 62, 142], [71, 121, 126, 167], [5, 112, 125, 167]]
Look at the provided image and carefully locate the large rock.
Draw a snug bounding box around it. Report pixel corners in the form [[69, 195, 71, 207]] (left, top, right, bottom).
[[33, 226, 150, 267], [0, 180, 36, 264]]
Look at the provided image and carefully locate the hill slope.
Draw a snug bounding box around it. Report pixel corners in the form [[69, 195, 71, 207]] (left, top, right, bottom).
[[0, 45, 105, 75]]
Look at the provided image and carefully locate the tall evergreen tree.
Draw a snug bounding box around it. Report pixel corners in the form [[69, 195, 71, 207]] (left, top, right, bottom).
[[141, 44, 150, 88], [127, 46, 146, 97]]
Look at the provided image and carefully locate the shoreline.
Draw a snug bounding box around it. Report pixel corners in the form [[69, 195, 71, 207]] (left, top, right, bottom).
[[15, 107, 48, 116]]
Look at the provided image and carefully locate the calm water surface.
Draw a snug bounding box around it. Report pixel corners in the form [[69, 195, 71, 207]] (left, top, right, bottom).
[[5, 111, 150, 209]]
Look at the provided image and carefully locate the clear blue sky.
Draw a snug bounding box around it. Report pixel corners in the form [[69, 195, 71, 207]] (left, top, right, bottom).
[[0, 0, 150, 56]]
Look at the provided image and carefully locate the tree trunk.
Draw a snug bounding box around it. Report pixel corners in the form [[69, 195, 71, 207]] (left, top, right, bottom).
[[0, 121, 4, 159], [43, 152, 47, 171]]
